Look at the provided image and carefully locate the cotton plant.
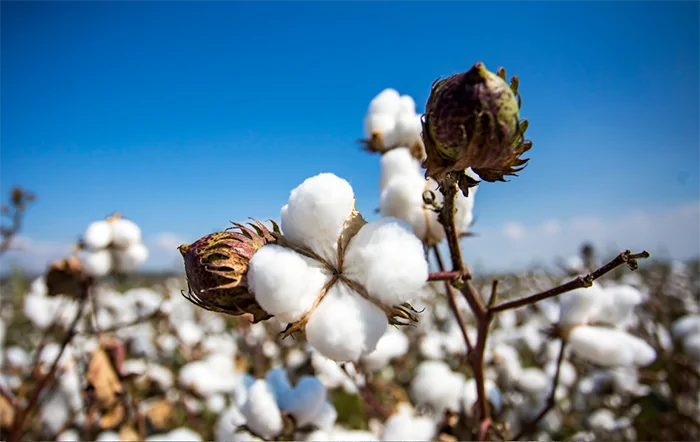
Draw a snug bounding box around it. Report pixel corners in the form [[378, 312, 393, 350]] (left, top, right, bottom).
[[671, 314, 700, 360], [78, 213, 149, 277], [379, 147, 479, 245], [381, 402, 438, 441]]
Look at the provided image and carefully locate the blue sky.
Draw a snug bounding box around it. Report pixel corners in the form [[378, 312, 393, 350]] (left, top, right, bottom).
[[2, 1, 699, 272]]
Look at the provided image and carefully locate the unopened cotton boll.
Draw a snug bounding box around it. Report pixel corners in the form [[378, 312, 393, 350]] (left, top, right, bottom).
[[110, 218, 142, 247], [83, 220, 113, 250], [247, 245, 330, 324], [305, 282, 388, 362], [280, 173, 355, 263], [115, 242, 149, 273], [568, 325, 656, 367], [80, 249, 113, 277], [343, 217, 429, 306], [242, 380, 284, 440]]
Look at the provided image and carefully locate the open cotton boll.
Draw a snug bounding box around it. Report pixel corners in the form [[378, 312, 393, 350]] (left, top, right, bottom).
[[81, 249, 113, 277], [379, 147, 423, 192], [83, 220, 113, 250], [364, 113, 399, 147], [410, 361, 466, 414], [380, 175, 444, 245], [672, 315, 700, 340], [382, 411, 437, 441], [242, 380, 284, 440], [368, 88, 402, 116], [110, 218, 142, 247], [545, 359, 577, 388], [310, 350, 359, 394], [215, 404, 247, 442], [559, 283, 606, 326], [115, 242, 149, 273], [343, 217, 428, 307], [305, 282, 388, 362], [516, 368, 550, 398], [247, 244, 330, 324], [568, 325, 656, 367], [593, 284, 644, 327], [361, 326, 409, 371], [453, 182, 478, 231], [179, 353, 240, 396], [397, 94, 417, 116], [278, 376, 327, 427], [395, 113, 422, 148], [682, 333, 700, 360], [280, 173, 356, 264]]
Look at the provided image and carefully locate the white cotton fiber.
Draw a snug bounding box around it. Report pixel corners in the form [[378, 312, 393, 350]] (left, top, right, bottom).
[[516, 368, 550, 397], [110, 218, 142, 247], [343, 218, 428, 307], [410, 360, 466, 413], [453, 176, 478, 232], [379, 147, 423, 192], [309, 401, 337, 430], [364, 113, 399, 147], [115, 242, 149, 273], [568, 325, 656, 367], [558, 283, 606, 327], [368, 88, 402, 116], [672, 315, 700, 340], [280, 173, 356, 264], [394, 113, 423, 149], [247, 244, 330, 324], [83, 220, 113, 250], [278, 376, 327, 427], [594, 284, 644, 327], [382, 410, 437, 441], [305, 282, 388, 362], [361, 326, 409, 371], [241, 380, 283, 440], [462, 378, 502, 416], [80, 249, 113, 277]]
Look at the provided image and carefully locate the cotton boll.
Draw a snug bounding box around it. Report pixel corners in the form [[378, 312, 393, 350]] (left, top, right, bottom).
[[306, 282, 388, 362], [310, 351, 358, 393], [279, 376, 327, 427], [215, 404, 247, 441], [682, 333, 700, 360], [516, 368, 550, 398], [595, 284, 644, 327], [207, 394, 227, 413], [247, 245, 330, 324], [419, 332, 445, 360], [309, 401, 337, 431], [242, 380, 284, 440], [364, 113, 399, 148], [280, 173, 356, 264], [114, 243, 149, 273], [57, 429, 80, 441], [462, 378, 502, 416], [453, 182, 478, 232], [343, 218, 429, 307], [545, 360, 577, 388], [95, 431, 120, 441], [586, 408, 616, 432], [382, 411, 438, 441], [394, 113, 423, 148], [110, 218, 142, 247], [379, 175, 444, 245], [559, 283, 606, 326], [361, 326, 409, 371], [176, 321, 204, 347], [410, 361, 466, 414], [397, 94, 417, 116], [368, 88, 402, 116], [568, 325, 656, 367], [672, 315, 700, 340], [81, 249, 113, 277], [83, 220, 113, 250], [379, 148, 423, 191]]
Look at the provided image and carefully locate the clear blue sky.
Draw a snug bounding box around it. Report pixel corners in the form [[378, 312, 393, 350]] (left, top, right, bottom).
[[2, 1, 699, 271]]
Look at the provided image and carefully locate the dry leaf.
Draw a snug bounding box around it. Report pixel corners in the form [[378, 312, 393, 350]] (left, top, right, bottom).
[[100, 403, 125, 429], [118, 424, 140, 441], [87, 348, 123, 409], [146, 399, 173, 431], [0, 395, 14, 428]]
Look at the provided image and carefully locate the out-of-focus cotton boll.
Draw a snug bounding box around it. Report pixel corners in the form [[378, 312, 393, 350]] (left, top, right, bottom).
[[278, 376, 327, 427], [310, 351, 358, 394], [280, 173, 355, 264], [81, 249, 113, 277], [343, 217, 429, 306], [594, 284, 644, 327], [398, 94, 416, 116], [361, 326, 409, 371], [364, 113, 399, 148], [247, 245, 330, 324], [146, 427, 202, 441], [516, 368, 550, 397], [96, 431, 121, 441], [115, 243, 149, 273], [83, 220, 113, 250], [682, 333, 700, 360], [215, 404, 247, 442], [491, 343, 522, 385], [559, 283, 606, 327], [309, 401, 337, 431], [545, 359, 577, 388], [586, 408, 617, 432], [110, 218, 142, 247], [419, 331, 445, 360], [305, 282, 388, 362], [380, 174, 444, 245], [57, 429, 80, 441], [207, 394, 227, 413], [672, 315, 700, 340], [462, 378, 502, 416], [179, 353, 240, 396], [379, 148, 423, 192], [410, 360, 465, 414], [395, 113, 423, 148], [382, 408, 437, 441], [453, 178, 478, 231], [241, 380, 284, 440], [368, 88, 402, 116], [568, 325, 656, 367]]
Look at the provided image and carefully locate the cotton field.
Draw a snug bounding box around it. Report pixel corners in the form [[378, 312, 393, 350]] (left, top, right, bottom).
[[1, 64, 698, 442]]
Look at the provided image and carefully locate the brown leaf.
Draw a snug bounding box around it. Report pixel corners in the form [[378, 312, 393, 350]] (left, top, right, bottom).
[[87, 348, 123, 409], [119, 424, 140, 441], [0, 395, 14, 428], [100, 403, 125, 429], [146, 399, 173, 431]]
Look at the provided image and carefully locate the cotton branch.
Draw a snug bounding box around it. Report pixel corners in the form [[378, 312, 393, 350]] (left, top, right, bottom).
[[0, 187, 35, 255], [489, 250, 651, 313]]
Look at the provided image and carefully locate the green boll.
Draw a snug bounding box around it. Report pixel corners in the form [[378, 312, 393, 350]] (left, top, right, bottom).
[[422, 62, 532, 184]]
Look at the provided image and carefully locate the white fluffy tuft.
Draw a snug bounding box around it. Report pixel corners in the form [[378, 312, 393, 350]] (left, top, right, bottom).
[[83, 220, 113, 250]]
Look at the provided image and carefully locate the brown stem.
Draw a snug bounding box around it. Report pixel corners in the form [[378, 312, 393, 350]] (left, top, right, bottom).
[[489, 250, 651, 313], [433, 246, 473, 354], [438, 180, 465, 275], [428, 271, 461, 281], [514, 339, 567, 440], [8, 278, 91, 442]]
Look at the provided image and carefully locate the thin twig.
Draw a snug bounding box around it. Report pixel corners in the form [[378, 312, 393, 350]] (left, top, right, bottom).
[[8, 278, 92, 442], [490, 250, 651, 313], [338, 363, 390, 420], [514, 339, 567, 440], [428, 271, 462, 281], [433, 246, 473, 354]]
